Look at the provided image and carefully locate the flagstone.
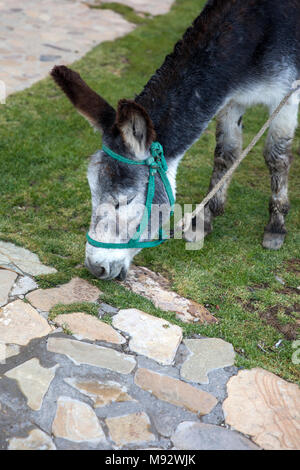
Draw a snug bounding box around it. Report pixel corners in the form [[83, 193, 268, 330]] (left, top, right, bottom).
[[171, 422, 259, 450], [0, 269, 18, 306], [106, 412, 155, 447], [47, 337, 136, 374], [121, 266, 217, 324], [100, 0, 174, 15], [112, 308, 182, 365], [64, 378, 133, 408], [0, 240, 56, 276], [10, 275, 38, 297], [0, 343, 20, 363], [0, 1, 136, 97], [26, 277, 101, 312], [5, 358, 59, 411], [54, 312, 125, 344], [180, 338, 236, 384], [135, 368, 217, 415], [0, 300, 52, 346], [8, 429, 56, 450], [223, 368, 300, 450], [52, 396, 106, 443]]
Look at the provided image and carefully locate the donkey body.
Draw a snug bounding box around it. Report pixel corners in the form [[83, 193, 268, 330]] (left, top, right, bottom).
[[52, 0, 300, 280]]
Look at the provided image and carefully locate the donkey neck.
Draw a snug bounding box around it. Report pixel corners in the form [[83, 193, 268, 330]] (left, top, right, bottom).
[[135, 50, 235, 161], [135, 0, 263, 161], [136, 69, 232, 161]]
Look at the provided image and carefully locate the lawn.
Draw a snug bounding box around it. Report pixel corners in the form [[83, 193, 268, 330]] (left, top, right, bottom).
[[0, 0, 299, 383]]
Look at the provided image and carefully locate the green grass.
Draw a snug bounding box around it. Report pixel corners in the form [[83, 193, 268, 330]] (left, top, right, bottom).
[[0, 0, 299, 383]]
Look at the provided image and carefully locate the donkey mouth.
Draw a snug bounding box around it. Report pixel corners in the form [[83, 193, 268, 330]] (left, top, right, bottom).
[[116, 266, 128, 281], [85, 258, 128, 281]]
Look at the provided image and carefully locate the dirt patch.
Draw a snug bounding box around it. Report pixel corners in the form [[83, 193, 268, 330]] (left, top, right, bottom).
[[285, 258, 300, 275], [260, 304, 299, 341], [239, 298, 299, 341], [277, 286, 300, 296]]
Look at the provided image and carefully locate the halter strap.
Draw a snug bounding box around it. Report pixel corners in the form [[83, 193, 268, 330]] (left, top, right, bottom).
[[86, 142, 175, 249]]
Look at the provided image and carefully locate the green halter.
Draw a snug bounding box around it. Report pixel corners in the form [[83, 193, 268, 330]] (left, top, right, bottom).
[[86, 142, 175, 249]]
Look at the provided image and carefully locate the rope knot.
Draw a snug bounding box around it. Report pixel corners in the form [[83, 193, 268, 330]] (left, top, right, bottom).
[[150, 141, 168, 172]]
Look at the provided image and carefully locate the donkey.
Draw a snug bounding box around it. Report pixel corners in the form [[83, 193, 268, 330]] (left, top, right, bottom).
[[51, 0, 300, 280]]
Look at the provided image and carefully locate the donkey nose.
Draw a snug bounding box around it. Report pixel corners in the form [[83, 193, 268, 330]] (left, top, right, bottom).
[[85, 258, 109, 279]]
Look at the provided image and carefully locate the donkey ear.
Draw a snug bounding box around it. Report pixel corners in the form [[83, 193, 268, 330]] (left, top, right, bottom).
[[51, 65, 116, 132], [116, 99, 156, 156]]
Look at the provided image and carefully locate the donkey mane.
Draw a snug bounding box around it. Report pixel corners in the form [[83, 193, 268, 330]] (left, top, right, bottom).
[[137, 0, 249, 106]]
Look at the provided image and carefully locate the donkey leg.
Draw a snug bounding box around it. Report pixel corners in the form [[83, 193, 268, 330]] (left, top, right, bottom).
[[262, 100, 298, 250], [203, 101, 245, 235]]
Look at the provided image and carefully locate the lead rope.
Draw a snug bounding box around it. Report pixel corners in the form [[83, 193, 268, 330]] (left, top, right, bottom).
[[176, 83, 300, 235]]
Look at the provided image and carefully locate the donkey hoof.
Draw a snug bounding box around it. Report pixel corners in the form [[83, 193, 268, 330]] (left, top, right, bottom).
[[262, 232, 285, 250]]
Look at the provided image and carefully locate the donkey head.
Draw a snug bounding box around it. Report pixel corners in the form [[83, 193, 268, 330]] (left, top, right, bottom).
[[51, 66, 172, 280]]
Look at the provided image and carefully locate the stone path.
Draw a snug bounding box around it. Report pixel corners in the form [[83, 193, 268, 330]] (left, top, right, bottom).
[[0, 0, 174, 97], [1, 241, 300, 450]]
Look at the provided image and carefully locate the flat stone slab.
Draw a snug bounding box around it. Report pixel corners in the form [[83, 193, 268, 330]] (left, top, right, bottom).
[[121, 266, 217, 324], [5, 358, 58, 410], [10, 275, 38, 297], [47, 337, 136, 374], [181, 338, 236, 384], [113, 308, 182, 365], [0, 299, 52, 345], [65, 378, 133, 408], [0, 269, 17, 307], [52, 396, 106, 443], [54, 312, 125, 344], [0, 343, 20, 364], [0, 1, 135, 96], [101, 0, 174, 15], [171, 422, 259, 450], [106, 412, 155, 447], [135, 368, 217, 415], [223, 368, 300, 450], [0, 241, 56, 276], [26, 277, 101, 312], [8, 429, 56, 450]]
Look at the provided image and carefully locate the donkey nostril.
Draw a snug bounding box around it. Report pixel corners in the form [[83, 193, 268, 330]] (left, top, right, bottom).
[[85, 258, 108, 278], [93, 265, 107, 278], [98, 267, 105, 277]]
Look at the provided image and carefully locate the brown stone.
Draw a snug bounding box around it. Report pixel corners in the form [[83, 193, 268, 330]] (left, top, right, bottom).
[[52, 396, 106, 443], [26, 277, 101, 311], [54, 312, 125, 344], [64, 378, 133, 408], [223, 368, 300, 450], [135, 368, 217, 415], [106, 412, 155, 447], [121, 266, 217, 324], [0, 300, 52, 346], [8, 429, 56, 450]]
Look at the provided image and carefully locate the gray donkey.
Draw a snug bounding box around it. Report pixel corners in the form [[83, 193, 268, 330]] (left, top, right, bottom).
[[51, 0, 300, 280]]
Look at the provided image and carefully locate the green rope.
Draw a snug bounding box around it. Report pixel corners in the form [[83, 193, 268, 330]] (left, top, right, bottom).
[[86, 142, 175, 249]]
